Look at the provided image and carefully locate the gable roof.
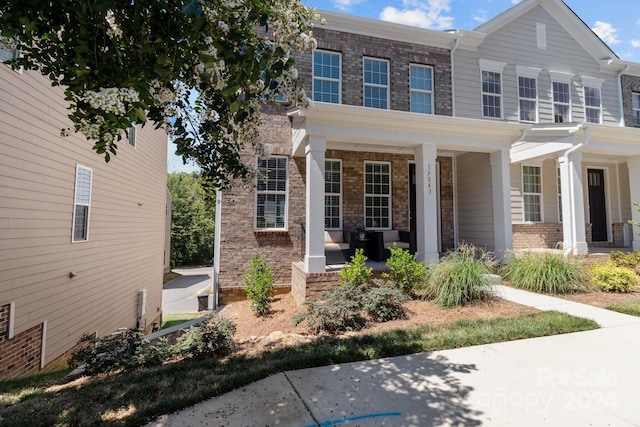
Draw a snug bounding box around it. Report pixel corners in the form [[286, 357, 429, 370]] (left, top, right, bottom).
[[465, 0, 618, 62]]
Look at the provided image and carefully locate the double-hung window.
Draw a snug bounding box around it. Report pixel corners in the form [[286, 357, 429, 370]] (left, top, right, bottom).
[[409, 64, 433, 114], [518, 76, 538, 122], [72, 165, 93, 242], [632, 92, 640, 126], [313, 50, 341, 104], [522, 165, 542, 222], [553, 82, 571, 123], [479, 60, 505, 119], [255, 156, 288, 230], [363, 57, 389, 109], [364, 161, 391, 229], [582, 77, 604, 124], [325, 160, 342, 230]]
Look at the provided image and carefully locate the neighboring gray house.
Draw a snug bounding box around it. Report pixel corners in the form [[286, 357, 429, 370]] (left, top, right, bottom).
[[0, 51, 169, 378], [213, 0, 640, 304]]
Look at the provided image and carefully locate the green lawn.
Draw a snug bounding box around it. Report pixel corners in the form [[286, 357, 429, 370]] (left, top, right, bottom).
[[161, 313, 205, 330], [605, 301, 640, 317], [0, 311, 598, 427]]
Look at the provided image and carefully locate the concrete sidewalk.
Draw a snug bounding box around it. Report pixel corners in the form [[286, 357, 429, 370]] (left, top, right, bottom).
[[149, 287, 640, 426], [163, 267, 213, 314]]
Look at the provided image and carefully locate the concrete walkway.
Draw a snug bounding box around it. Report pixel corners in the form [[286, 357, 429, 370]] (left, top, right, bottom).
[[149, 287, 640, 426], [162, 267, 213, 314]]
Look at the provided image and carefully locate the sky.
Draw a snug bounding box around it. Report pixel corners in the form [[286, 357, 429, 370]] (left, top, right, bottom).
[[167, 0, 640, 173]]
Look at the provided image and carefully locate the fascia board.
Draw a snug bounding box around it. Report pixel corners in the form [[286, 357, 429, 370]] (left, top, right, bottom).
[[315, 10, 457, 50]]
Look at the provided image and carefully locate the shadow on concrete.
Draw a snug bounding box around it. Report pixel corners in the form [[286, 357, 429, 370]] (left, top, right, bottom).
[[291, 351, 483, 426], [163, 274, 211, 290]]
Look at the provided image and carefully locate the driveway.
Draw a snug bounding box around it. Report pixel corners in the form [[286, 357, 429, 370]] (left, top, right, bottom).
[[150, 286, 640, 426], [162, 266, 213, 314]]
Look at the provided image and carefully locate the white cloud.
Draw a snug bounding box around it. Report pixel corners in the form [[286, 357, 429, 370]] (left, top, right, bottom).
[[592, 21, 621, 45], [379, 0, 454, 30], [632, 40, 640, 48], [473, 9, 488, 24], [511, 0, 523, 4], [334, 0, 366, 12]]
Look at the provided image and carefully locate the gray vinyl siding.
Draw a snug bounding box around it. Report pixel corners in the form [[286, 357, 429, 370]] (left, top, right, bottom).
[[454, 5, 620, 125], [0, 67, 167, 365], [456, 152, 494, 249], [510, 164, 524, 223]]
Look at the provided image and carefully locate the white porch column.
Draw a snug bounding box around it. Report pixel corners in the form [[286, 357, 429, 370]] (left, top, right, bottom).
[[628, 156, 640, 251], [304, 136, 326, 273], [490, 150, 513, 259], [415, 144, 440, 264], [559, 151, 588, 256]]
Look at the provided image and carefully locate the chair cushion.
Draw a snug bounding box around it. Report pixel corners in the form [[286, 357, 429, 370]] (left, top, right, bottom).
[[325, 242, 350, 251], [324, 231, 344, 243], [382, 230, 400, 242]]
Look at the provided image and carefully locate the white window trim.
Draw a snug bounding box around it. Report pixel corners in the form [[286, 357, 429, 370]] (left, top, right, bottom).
[[363, 57, 390, 109], [632, 92, 640, 126], [127, 125, 137, 148], [522, 164, 543, 223], [552, 80, 572, 123], [364, 160, 392, 230], [325, 158, 342, 230], [312, 49, 342, 104], [480, 70, 503, 119], [409, 63, 434, 115], [72, 164, 93, 243], [517, 75, 539, 123], [583, 85, 603, 124], [254, 156, 289, 232]]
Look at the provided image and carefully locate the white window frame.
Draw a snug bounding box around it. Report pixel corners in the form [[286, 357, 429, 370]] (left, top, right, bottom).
[[254, 156, 289, 231], [552, 81, 572, 123], [72, 165, 93, 242], [522, 164, 543, 223], [324, 159, 342, 230], [409, 64, 434, 114], [632, 92, 640, 127], [516, 66, 540, 123], [479, 59, 506, 119], [312, 50, 342, 104], [582, 77, 604, 124], [364, 161, 392, 230], [363, 57, 390, 109], [127, 125, 137, 148]]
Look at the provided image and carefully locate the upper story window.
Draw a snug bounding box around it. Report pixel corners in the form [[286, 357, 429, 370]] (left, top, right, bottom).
[[553, 82, 571, 123], [255, 156, 288, 230], [479, 60, 506, 119], [409, 64, 433, 114], [632, 93, 640, 126], [325, 159, 342, 230], [364, 161, 391, 229], [518, 76, 538, 122], [363, 57, 389, 109], [72, 165, 93, 242], [522, 165, 542, 222], [582, 77, 604, 124], [313, 50, 341, 104], [127, 126, 137, 147]]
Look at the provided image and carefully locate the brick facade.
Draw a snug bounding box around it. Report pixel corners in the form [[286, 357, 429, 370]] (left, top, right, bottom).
[[621, 75, 640, 127], [292, 27, 452, 116], [513, 223, 629, 250], [0, 304, 43, 380], [0, 303, 9, 342]]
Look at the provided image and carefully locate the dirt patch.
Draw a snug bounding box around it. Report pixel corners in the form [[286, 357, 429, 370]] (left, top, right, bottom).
[[217, 293, 539, 355], [557, 289, 640, 308]]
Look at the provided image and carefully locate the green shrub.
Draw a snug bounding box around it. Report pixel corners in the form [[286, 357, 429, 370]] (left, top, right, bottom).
[[609, 251, 640, 274], [243, 254, 275, 316], [176, 315, 236, 360], [69, 329, 170, 374], [339, 248, 373, 287], [383, 245, 427, 293], [501, 252, 589, 294], [293, 285, 367, 335], [362, 280, 409, 322], [425, 243, 496, 307], [589, 262, 639, 293]]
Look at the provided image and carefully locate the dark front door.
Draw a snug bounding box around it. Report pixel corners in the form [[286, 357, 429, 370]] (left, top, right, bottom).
[[409, 163, 416, 233], [588, 169, 607, 242]]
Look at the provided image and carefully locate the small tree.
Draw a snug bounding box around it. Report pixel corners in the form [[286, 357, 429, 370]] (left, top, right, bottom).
[[383, 245, 427, 293], [243, 254, 275, 316], [338, 249, 373, 287]]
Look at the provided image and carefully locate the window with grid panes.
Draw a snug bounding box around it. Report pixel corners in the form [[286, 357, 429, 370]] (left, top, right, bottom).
[[364, 162, 391, 229], [553, 81, 571, 123], [72, 165, 93, 242], [255, 157, 288, 229], [313, 50, 341, 103], [363, 57, 389, 109], [324, 160, 341, 229], [633, 93, 640, 126], [482, 70, 502, 118], [518, 76, 537, 122], [584, 86, 601, 124], [523, 165, 542, 222], [410, 64, 433, 114]]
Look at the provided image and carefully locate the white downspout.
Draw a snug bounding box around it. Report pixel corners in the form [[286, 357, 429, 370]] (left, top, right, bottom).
[[617, 65, 630, 126], [213, 190, 222, 310], [561, 127, 590, 258], [450, 36, 460, 117]]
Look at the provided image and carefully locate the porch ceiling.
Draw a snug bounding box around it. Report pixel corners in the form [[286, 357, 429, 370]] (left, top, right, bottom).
[[289, 103, 527, 157]]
